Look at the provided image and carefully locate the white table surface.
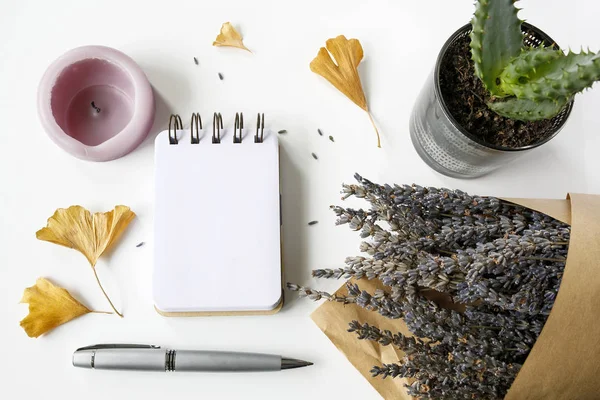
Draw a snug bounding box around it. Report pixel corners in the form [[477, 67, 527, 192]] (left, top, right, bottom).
[[1, 1, 599, 399]]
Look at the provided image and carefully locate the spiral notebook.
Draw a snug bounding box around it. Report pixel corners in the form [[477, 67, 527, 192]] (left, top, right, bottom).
[[153, 113, 282, 316]]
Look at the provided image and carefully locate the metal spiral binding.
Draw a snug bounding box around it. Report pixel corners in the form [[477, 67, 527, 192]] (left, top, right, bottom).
[[191, 113, 202, 144], [168, 112, 265, 145], [213, 112, 223, 144], [255, 113, 264, 143], [234, 112, 243, 143], [168, 114, 183, 145], [165, 349, 176, 371]]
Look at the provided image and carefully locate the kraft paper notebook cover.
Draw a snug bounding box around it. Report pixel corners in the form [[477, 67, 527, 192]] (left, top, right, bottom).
[[153, 113, 282, 316]]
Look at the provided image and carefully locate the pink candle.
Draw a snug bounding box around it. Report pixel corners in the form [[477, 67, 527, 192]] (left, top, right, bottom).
[[38, 46, 155, 161]]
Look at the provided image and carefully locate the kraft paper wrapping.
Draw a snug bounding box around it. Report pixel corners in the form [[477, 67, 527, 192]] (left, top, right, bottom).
[[311, 194, 600, 400]]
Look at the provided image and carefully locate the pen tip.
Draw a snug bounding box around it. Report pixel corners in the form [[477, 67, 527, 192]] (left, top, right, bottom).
[[281, 358, 314, 370]]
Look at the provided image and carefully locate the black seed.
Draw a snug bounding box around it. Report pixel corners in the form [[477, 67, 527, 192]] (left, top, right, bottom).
[[312, 152, 318, 160], [278, 130, 287, 134], [194, 57, 199, 65], [218, 72, 224, 80], [318, 129, 323, 136], [329, 135, 335, 142], [136, 242, 145, 248], [308, 220, 319, 226]]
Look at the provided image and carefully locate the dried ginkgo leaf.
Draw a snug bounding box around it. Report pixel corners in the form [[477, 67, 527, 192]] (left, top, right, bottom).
[[310, 35, 381, 147], [213, 22, 251, 53], [20, 278, 109, 338], [36, 205, 135, 267], [36, 205, 135, 318]]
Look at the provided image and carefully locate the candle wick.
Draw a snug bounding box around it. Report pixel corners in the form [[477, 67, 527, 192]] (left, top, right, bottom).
[[91, 101, 101, 113]]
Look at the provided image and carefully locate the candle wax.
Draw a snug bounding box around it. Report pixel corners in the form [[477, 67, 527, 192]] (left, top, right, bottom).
[[65, 85, 133, 146], [49, 57, 138, 149]]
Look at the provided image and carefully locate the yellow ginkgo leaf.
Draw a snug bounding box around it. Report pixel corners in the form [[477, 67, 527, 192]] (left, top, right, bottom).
[[36, 205, 135, 318], [213, 22, 251, 53], [20, 278, 102, 338], [310, 35, 381, 148], [36, 205, 135, 267]]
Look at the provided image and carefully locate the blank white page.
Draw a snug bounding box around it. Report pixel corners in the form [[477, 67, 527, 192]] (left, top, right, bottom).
[[153, 128, 281, 313]]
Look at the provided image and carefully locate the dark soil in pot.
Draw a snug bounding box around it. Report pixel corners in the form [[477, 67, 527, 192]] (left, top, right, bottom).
[[439, 34, 555, 148]]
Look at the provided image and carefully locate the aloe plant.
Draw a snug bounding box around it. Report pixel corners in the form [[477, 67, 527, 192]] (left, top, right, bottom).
[[470, 0, 600, 121]]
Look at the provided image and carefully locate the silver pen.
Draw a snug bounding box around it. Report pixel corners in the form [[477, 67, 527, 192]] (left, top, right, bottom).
[[72, 344, 313, 372]]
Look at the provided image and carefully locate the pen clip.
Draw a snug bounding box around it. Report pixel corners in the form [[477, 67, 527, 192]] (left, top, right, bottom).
[[75, 344, 161, 352]]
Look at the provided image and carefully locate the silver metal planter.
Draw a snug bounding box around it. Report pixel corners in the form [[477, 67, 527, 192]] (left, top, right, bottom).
[[410, 23, 573, 178]]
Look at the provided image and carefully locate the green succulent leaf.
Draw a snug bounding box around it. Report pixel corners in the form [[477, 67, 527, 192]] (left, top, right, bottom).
[[470, 0, 523, 95], [499, 48, 563, 92], [499, 50, 600, 101], [487, 96, 569, 121]]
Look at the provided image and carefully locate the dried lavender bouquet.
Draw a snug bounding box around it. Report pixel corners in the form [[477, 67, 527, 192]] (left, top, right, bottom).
[[288, 174, 570, 400]]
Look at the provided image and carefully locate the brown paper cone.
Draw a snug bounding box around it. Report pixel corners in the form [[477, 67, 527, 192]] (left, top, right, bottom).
[[311, 194, 600, 400]]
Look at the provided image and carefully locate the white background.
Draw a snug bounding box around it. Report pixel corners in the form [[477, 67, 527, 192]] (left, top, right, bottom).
[[1, 1, 599, 399]]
